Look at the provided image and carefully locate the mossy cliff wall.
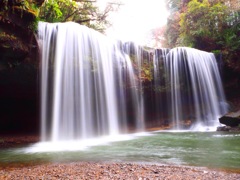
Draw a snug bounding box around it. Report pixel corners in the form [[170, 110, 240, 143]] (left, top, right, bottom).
[[0, 0, 44, 134]]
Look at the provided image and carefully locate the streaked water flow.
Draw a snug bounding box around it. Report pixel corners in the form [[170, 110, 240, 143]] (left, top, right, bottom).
[[38, 22, 228, 144]]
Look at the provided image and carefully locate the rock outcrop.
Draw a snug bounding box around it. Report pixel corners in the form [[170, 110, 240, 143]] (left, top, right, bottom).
[[0, 0, 44, 134], [219, 110, 240, 127], [217, 125, 240, 132], [218, 110, 240, 132]]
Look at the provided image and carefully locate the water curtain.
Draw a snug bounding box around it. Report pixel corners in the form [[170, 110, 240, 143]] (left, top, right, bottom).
[[38, 22, 227, 142]]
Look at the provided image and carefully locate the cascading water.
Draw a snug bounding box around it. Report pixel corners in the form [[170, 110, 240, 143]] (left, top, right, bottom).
[[39, 22, 131, 141], [38, 22, 228, 143], [123, 42, 146, 130], [164, 47, 228, 129]]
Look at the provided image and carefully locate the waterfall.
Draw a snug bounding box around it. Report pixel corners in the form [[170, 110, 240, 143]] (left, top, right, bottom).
[[39, 22, 129, 141], [38, 22, 228, 142], [164, 47, 228, 129]]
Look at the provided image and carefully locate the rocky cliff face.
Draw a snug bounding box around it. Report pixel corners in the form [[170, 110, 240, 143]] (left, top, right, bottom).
[[0, 0, 44, 134]]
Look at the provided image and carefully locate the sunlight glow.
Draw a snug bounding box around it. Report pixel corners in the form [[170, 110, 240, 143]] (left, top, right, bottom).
[[97, 0, 169, 45]]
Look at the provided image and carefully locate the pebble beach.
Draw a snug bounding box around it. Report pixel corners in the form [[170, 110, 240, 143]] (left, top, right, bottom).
[[0, 162, 240, 180]]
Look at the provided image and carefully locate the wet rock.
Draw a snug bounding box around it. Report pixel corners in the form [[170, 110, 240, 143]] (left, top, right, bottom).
[[217, 126, 240, 132], [0, 0, 42, 134], [219, 110, 240, 127], [217, 126, 232, 131]]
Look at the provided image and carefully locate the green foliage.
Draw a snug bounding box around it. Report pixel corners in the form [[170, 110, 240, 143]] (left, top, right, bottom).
[[0, 0, 41, 32], [220, 23, 240, 70], [39, 0, 76, 22], [0, 0, 40, 16], [178, 0, 228, 49], [164, 0, 240, 72], [212, 49, 221, 54], [39, 0, 113, 32], [141, 62, 153, 82], [28, 16, 40, 32]]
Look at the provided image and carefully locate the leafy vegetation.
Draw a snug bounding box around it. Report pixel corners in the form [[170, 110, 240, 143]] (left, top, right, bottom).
[[164, 0, 240, 72], [0, 0, 42, 31], [39, 0, 119, 32], [0, 0, 118, 33], [179, 0, 228, 49]]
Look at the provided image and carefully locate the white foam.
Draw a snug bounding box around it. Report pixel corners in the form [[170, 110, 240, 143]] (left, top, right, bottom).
[[23, 134, 143, 153]]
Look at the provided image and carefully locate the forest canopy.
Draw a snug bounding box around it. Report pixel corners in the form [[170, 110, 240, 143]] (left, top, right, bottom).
[[39, 0, 119, 32], [164, 0, 240, 72], [1, 0, 239, 72]]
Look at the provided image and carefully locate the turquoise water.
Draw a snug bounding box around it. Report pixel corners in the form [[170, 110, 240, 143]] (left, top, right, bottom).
[[0, 131, 240, 170]]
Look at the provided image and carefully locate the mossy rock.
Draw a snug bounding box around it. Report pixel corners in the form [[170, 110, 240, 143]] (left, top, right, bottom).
[[0, 32, 28, 58], [0, 0, 43, 62], [12, 6, 38, 21], [0, 0, 43, 31]]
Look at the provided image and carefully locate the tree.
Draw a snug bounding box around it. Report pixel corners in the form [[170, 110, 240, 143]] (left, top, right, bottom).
[[178, 0, 228, 50], [164, 0, 240, 72], [164, 11, 181, 48], [39, 0, 120, 32], [164, 0, 189, 48]]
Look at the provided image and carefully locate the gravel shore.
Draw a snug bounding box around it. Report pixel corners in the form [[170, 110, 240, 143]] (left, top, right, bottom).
[[0, 162, 240, 180], [0, 135, 240, 179]]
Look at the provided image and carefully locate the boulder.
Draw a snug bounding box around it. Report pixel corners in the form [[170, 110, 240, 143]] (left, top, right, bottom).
[[219, 110, 240, 127]]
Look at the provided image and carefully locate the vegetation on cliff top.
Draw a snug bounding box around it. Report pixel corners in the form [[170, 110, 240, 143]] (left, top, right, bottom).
[[164, 0, 240, 72], [39, 0, 120, 33], [0, 0, 118, 33]]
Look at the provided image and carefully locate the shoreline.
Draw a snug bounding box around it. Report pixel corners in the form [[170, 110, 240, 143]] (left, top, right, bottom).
[[0, 135, 39, 149], [0, 161, 240, 179], [1, 134, 240, 179]]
